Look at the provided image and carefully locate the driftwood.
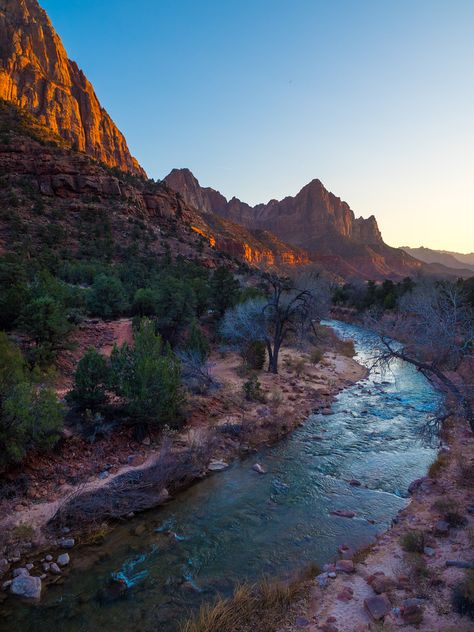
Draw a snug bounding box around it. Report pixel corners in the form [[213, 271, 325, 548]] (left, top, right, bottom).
[[49, 436, 215, 530]]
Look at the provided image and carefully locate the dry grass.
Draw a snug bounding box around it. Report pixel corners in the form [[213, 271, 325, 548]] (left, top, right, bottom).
[[428, 452, 449, 478], [179, 569, 315, 632], [338, 339, 356, 358]]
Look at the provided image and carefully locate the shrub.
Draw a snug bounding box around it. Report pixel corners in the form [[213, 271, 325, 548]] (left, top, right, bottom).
[[428, 452, 449, 478], [18, 295, 74, 364], [0, 333, 63, 470], [310, 348, 323, 364], [210, 266, 240, 316], [243, 374, 266, 403], [400, 530, 426, 553], [110, 319, 183, 429], [453, 570, 474, 619], [68, 348, 110, 411], [132, 288, 158, 317], [243, 340, 266, 370], [186, 320, 210, 363], [87, 274, 128, 318]]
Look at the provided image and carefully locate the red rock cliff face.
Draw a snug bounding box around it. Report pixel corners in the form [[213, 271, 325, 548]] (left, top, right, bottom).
[[165, 168, 422, 279], [0, 0, 145, 177]]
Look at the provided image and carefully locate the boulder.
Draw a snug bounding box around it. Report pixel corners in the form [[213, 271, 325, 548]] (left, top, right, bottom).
[[252, 463, 266, 474], [367, 572, 395, 594], [335, 559, 355, 573], [49, 563, 61, 575], [10, 575, 42, 600], [57, 553, 70, 567], [364, 593, 391, 621], [58, 538, 75, 549]]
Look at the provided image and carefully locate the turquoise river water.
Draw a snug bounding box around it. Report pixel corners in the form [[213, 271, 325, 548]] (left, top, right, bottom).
[[0, 320, 442, 631]]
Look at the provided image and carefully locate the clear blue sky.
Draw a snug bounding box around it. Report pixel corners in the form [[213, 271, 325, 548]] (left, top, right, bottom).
[[41, 0, 474, 252]]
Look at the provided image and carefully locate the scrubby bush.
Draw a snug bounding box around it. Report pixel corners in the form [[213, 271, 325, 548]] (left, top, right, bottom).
[[185, 320, 210, 363], [243, 374, 266, 403], [453, 570, 474, 619], [0, 333, 63, 470], [400, 530, 426, 553], [210, 266, 240, 316], [110, 319, 183, 429], [242, 340, 266, 370], [87, 274, 128, 318], [310, 347, 323, 364], [18, 295, 74, 365], [132, 288, 158, 317], [68, 348, 110, 411]]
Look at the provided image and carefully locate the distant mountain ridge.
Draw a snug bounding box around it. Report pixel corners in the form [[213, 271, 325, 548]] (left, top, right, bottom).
[[165, 168, 423, 280], [401, 246, 474, 273], [0, 0, 145, 176]]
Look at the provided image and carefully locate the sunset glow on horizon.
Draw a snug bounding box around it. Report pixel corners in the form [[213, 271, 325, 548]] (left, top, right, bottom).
[[41, 0, 474, 253]]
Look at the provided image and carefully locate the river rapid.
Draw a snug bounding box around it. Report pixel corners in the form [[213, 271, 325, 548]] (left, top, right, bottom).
[[1, 320, 442, 632]]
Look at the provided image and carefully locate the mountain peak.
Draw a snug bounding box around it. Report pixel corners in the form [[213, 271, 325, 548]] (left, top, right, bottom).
[[0, 0, 145, 177]]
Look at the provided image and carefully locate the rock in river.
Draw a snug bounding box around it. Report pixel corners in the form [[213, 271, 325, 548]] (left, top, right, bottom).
[[252, 463, 266, 474], [208, 460, 229, 472], [10, 575, 42, 600]]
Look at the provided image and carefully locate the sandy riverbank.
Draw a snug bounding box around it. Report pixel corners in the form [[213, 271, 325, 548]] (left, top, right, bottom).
[[281, 417, 474, 632]]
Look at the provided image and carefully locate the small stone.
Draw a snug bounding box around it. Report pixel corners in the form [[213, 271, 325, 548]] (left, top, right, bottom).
[[39, 574, 47, 580], [434, 520, 449, 536], [337, 587, 354, 602], [61, 527, 71, 535], [328, 572, 337, 578], [10, 575, 42, 600], [131, 524, 146, 537], [12, 568, 29, 578], [98, 471, 109, 480], [252, 463, 266, 474], [401, 599, 424, 624], [364, 593, 392, 621], [295, 616, 310, 627], [316, 573, 329, 588], [331, 509, 356, 518], [141, 436, 151, 446], [45, 555, 53, 562], [25, 563, 34, 571], [208, 460, 229, 471], [42, 563, 50, 572], [349, 479, 361, 486], [57, 553, 70, 567], [423, 546, 435, 557], [49, 563, 61, 575], [58, 538, 75, 549], [2, 580, 12, 591], [335, 559, 355, 573]]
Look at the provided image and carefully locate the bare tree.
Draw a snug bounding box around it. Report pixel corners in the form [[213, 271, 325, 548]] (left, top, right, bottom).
[[220, 273, 330, 374], [369, 280, 474, 432]]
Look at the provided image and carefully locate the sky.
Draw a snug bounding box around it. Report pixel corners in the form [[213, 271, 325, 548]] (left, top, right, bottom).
[[41, 0, 474, 253]]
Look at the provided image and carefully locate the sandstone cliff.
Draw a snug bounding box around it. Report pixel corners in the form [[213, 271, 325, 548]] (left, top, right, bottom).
[[0, 0, 145, 177], [165, 168, 423, 280], [0, 100, 309, 271]]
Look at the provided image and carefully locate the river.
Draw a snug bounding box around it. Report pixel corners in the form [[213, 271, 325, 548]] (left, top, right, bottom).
[[1, 320, 442, 631]]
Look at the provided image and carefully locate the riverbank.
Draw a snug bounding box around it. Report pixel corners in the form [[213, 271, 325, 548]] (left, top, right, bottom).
[[0, 327, 367, 602], [282, 416, 474, 632]]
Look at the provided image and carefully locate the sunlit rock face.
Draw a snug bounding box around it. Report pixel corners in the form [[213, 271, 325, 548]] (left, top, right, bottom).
[[165, 168, 422, 279], [0, 0, 145, 177]]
